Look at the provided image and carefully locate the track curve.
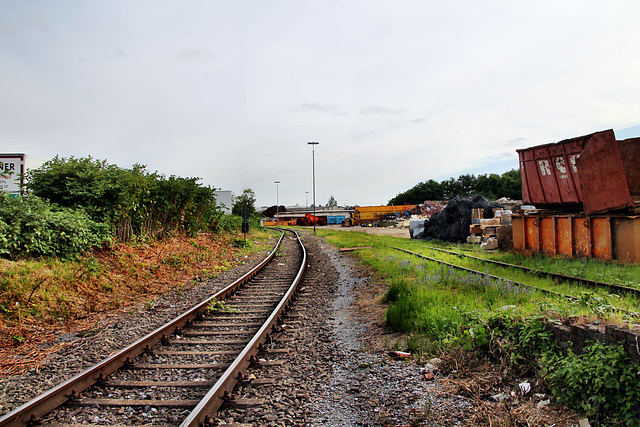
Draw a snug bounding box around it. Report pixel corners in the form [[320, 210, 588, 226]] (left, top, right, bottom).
[[0, 229, 306, 427]]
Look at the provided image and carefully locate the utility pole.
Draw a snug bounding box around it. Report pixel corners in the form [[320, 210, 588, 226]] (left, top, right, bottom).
[[307, 142, 319, 234]]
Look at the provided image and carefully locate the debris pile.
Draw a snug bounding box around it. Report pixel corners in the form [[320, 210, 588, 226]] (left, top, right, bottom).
[[420, 196, 503, 243], [467, 208, 513, 250], [262, 205, 287, 217], [418, 200, 447, 218]]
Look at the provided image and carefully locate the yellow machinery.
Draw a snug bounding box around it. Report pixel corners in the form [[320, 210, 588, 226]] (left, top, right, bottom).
[[352, 205, 415, 225]]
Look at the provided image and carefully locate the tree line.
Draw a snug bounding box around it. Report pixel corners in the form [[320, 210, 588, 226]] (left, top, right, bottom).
[[388, 169, 521, 205]]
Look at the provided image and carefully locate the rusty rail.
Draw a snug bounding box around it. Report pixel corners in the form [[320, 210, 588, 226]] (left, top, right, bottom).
[[180, 228, 306, 426], [391, 246, 640, 316], [420, 244, 640, 297]]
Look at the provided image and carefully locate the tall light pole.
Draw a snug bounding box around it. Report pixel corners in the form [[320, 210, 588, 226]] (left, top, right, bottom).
[[274, 181, 280, 224], [307, 141, 319, 234]]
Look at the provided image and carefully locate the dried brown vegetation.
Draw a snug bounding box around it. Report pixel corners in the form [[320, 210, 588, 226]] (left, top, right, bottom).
[[0, 231, 268, 377]]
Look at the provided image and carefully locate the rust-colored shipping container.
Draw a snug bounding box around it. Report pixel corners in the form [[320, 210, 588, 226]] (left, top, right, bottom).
[[355, 205, 415, 213], [517, 130, 640, 215], [512, 213, 640, 264]]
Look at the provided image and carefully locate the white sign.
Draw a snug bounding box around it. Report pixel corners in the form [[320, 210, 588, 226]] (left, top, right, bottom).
[[0, 157, 22, 195]]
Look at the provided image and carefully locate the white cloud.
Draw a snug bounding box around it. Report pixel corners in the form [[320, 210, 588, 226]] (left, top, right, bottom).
[[1, 0, 639, 207]]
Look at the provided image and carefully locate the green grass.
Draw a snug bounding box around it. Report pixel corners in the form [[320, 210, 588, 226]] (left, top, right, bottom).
[[414, 239, 640, 289], [316, 228, 639, 340]]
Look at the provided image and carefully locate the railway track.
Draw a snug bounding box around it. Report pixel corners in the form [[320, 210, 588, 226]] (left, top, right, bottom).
[[0, 228, 306, 427], [391, 245, 640, 314], [418, 245, 639, 296], [391, 246, 574, 300]]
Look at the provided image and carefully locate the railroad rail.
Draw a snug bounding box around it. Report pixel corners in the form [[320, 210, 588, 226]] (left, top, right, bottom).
[[391, 246, 574, 300], [0, 228, 306, 427], [391, 246, 640, 316], [417, 245, 640, 298]]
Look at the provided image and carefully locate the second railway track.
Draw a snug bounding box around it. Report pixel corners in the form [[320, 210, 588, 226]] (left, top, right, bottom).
[[389, 245, 640, 316], [0, 228, 306, 427]]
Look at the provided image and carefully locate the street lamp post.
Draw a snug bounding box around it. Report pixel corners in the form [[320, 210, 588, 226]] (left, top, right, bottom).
[[274, 181, 280, 224], [305, 191, 309, 208], [307, 141, 319, 234]]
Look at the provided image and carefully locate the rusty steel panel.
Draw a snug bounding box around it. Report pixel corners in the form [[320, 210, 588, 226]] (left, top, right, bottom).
[[524, 216, 539, 252], [591, 217, 613, 260], [512, 215, 526, 252], [517, 130, 640, 215], [518, 133, 590, 207], [572, 217, 591, 258], [612, 217, 640, 263], [576, 131, 632, 214], [533, 146, 561, 204], [617, 138, 640, 200], [513, 213, 640, 264], [540, 217, 556, 255], [556, 217, 572, 258], [548, 143, 582, 203]]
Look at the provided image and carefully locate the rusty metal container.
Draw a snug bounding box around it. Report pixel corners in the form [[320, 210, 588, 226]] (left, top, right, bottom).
[[512, 213, 640, 264], [355, 205, 415, 213], [517, 130, 640, 215]]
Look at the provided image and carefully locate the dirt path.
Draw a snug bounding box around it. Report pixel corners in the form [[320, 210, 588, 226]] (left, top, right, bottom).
[[322, 224, 411, 238]]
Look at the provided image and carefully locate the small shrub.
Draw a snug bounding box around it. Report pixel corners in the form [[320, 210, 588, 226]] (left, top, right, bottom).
[[205, 297, 240, 314], [11, 335, 25, 345], [0, 194, 109, 259], [543, 341, 640, 425], [233, 238, 252, 248]]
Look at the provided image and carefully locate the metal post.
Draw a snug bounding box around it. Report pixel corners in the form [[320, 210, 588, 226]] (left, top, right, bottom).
[[305, 191, 309, 208], [274, 181, 280, 224], [307, 142, 319, 234]]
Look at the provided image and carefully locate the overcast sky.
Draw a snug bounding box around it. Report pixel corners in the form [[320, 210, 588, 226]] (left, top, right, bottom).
[[2, 1, 639, 208]]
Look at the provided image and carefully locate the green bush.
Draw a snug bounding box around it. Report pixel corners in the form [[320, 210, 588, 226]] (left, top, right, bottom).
[[469, 315, 640, 425], [26, 156, 225, 240], [543, 341, 640, 425], [0, 194, 109, 259]]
